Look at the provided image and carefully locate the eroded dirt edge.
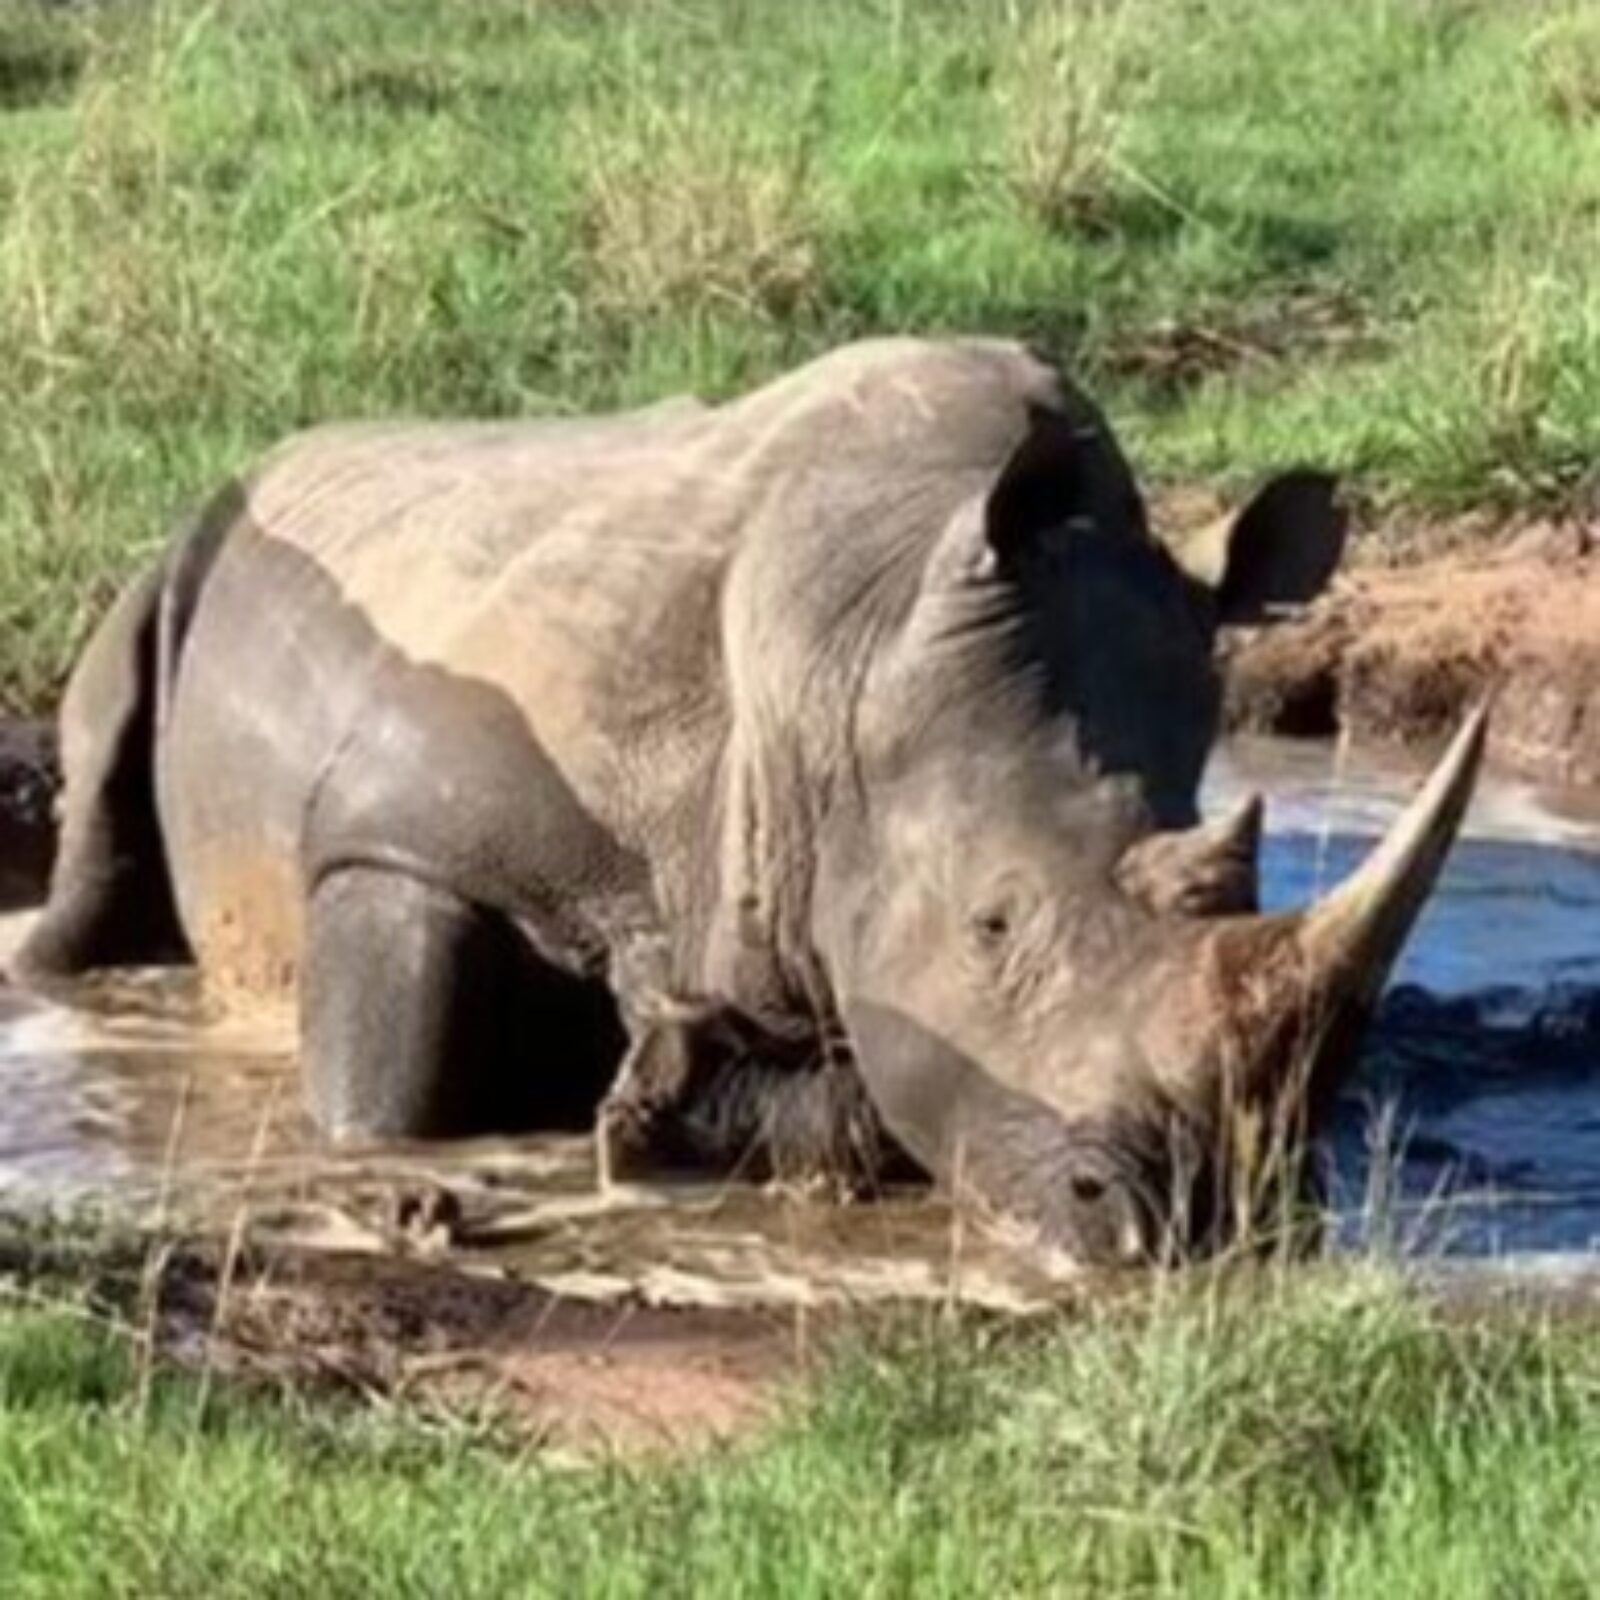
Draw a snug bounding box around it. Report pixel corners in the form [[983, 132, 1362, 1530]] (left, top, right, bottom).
[[1217, 516, 1600, 784]]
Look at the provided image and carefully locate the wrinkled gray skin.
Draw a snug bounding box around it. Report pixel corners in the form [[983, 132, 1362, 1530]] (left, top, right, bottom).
[[20, 339, 1353, 1266]]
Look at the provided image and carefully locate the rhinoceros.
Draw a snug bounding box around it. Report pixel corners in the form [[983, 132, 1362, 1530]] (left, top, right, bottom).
[[18, 338, 1484, 1264]]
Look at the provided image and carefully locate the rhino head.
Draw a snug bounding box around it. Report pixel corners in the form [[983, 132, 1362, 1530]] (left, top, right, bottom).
[[813, 400, 1483, 1266]]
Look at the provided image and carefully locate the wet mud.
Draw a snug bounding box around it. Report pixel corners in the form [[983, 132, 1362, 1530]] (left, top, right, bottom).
[[0, 1218, 815, 1456]]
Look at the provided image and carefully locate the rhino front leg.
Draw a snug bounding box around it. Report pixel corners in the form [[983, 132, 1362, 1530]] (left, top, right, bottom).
[[303, 865, 506, 1139], [595, 1017, 698, 1188], [303, 865, 620, 1140], [597, 1007, 905, 1190]]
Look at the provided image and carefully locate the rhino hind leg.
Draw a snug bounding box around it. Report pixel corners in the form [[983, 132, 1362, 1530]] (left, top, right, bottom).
[[17, 566, 188, 979], [303, 864, 623, 1140]]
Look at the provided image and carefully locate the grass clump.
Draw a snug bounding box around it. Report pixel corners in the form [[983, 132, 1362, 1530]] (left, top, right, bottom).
[[1399, 232, 1600, 508], [993, 0, 1156, 231], [0, 1, 84, 113], [574, 93, 824, 325], [1527, 1, 1600, 125], [0, 1265, 1596, 1596]]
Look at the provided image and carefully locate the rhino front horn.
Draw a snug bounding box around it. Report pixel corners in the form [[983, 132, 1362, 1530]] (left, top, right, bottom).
[[1299, 700, 1489, 1010]]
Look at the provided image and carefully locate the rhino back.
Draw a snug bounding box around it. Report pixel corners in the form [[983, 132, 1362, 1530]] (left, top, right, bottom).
[[246, 409, 733, 845]]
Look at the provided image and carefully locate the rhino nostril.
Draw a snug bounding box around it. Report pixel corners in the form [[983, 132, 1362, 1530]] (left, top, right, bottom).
[[1070, 1174, 1107, 1204]]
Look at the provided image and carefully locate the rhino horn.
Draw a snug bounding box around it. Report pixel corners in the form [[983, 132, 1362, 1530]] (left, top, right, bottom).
[[1297, 700, 1488, 1012], [1190, 702, 1487, 1120]]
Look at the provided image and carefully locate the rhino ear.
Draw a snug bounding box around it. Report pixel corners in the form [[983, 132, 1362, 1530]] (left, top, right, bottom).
[[918, 407, 1097, 593], [1171, 469, 1347, 626], [983, 406, 1097, 568]]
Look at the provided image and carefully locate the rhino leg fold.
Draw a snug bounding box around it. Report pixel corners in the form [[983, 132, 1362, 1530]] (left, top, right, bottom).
[[303, 865, 622, 1141]]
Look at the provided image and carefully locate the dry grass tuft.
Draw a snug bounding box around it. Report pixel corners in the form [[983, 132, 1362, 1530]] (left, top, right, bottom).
[[574, 97, 823, 323], [1459, 236, 1600, 500], [0, 23, 230, 417], [992, 0, 1156, 230], [1526, 3, 1600, 124]]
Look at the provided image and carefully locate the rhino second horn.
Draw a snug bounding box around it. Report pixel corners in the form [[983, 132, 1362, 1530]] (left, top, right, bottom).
[[1299, 701, 1489, 1009], [1118, 794, 1264, 916]]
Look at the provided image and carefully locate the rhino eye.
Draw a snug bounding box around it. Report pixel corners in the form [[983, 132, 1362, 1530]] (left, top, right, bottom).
[[1071, 1174, 1108, 1204], [966, 882, 1037, 962]]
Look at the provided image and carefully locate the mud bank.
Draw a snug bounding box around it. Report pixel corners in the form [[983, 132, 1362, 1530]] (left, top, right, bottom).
[[1221, 519, 1600, 784], [5, 1212, 1594, 1462]]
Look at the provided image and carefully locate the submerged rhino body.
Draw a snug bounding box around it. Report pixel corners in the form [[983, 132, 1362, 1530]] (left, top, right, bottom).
[[21, 338, 1482, 1263]]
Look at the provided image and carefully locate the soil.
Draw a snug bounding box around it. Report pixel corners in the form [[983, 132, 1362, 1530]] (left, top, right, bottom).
[[1103, 289, 1377, 397], [197, 1248, 808, 1457], [4, 1222, 816, 1458], [1218, 516, 1600, 785]]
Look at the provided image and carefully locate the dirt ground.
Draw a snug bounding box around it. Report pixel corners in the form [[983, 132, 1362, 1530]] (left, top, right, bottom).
[[3, 1221, 826, 1458], [1218, 516, 1600, 785], [8, 1211, 1596, 1461], [189, 1247, 812, 1456]]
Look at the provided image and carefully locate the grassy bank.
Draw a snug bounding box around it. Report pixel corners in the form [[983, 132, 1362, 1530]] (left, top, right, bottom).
[[0, 0, 1597, 704], [0, 1265, 1595, 1597]]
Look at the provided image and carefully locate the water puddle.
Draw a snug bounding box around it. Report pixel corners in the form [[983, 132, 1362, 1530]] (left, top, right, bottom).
[[0, 736, 1594, 1308]]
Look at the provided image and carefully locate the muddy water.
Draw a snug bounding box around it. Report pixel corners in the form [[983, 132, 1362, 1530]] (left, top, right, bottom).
[[0, 934, 1084, 1311], [0, 737, 1596, 1308]]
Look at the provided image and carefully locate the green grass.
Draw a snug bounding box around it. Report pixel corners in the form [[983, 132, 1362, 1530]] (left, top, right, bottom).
[[0, 1267, 1595, 1596], [0, 0, 1597, 706]]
